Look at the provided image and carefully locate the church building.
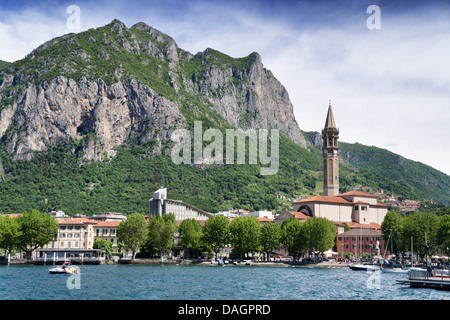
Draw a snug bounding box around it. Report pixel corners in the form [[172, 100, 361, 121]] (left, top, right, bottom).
[[292, 102, 388, 228]]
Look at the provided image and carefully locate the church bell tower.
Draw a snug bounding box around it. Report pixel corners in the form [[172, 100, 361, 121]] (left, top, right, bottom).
[[322, 101, 339, 196]]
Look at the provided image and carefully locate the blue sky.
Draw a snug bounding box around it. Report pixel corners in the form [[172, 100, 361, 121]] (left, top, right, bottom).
[[1, 0, 450, 175]]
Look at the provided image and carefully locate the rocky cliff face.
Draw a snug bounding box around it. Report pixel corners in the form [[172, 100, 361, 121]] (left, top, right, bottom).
[[0, 19, 307, 161]]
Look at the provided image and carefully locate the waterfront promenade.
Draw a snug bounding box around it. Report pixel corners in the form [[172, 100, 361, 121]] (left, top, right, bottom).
[[3, 256, 352, 268]]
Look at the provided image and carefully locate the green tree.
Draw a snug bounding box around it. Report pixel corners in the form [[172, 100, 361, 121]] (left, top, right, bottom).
[[437, 215, 450, 256], [178, 218, 203, 259], [229, 216, 261, 261], [203, 215, 230, 261], [381, 210, 405, 257], [117, 213, 148, 259], [281, 218, 306, 261], [16, 210, 58, 258], [147, 213, 177, 262], [402, 211, 440, 260], [304, 217, 336, 258], [93, 238, 113, 256], [260, 222, 281, 261], [0, 215, 21, 255]]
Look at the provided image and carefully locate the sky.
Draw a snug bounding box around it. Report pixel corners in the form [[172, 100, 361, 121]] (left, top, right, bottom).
[[0, 0, 449, 175]]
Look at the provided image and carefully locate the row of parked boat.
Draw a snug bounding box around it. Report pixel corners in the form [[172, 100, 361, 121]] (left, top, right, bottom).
[[349, 263, 450, 277]]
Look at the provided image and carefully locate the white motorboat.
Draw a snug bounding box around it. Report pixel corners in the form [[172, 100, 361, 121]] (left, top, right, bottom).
[[49, 261, 77, 274], [381, 267, 408, 274], [349, 264, 380, 271]]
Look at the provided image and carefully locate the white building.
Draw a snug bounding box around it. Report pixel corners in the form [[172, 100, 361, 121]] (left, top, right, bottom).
[[149, 187, 213, 222], [248, 210, 274, 220]]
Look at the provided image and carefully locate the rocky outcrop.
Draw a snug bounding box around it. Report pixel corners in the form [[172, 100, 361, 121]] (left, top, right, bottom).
[[0, 19, 307, 161], [1, 76, 186, 161]]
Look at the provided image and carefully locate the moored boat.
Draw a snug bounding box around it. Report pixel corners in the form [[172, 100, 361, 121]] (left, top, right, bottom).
[[381, 267, 408, 274], [48, 261, 77, 274], [349, 264, 380, 271]]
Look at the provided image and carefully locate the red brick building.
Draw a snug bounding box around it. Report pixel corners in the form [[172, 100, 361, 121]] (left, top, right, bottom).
[[335, 228, 389, 260]]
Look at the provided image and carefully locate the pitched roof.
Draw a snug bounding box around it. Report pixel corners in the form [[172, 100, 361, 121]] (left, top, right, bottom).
[[324, 102, 336, 129], [337, 190, 379, 198], [257, 217, 274, 222], [338, 221, 382, 230], [58, 217, 98, 225], [95, 220, 122, 227], [294, 195, 353, 205], [0, 214, 21, 218], [338, 227, 382, 236]]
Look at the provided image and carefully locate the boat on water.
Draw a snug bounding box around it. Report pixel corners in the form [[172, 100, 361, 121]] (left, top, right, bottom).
[[48, 261, 77, 274], [381, 267, 408, 274], [349, 264, 380, 271], [433, 269, 450, 278]]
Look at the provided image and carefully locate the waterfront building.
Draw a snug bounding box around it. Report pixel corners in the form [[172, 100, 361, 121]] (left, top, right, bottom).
[[248, 210, 275, 220], [93, 220, 122, 253], [293, 191, 388, 227], [43, 217, 98, 251], [149, 187, 213, 221], [335, 228, 388, 260], [91, 212, 127, 221], [274, 210, 311, 225], [288, 102, 388, 229]]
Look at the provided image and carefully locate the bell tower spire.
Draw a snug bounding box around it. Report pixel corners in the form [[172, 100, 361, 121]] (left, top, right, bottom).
[[322, 101, 339, 196]]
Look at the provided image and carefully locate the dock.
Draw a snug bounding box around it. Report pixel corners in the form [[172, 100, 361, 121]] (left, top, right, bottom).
[[396, 268, 450, 291]]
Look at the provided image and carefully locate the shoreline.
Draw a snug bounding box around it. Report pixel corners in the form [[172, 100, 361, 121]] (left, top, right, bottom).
[[2, 258, 352, 268]]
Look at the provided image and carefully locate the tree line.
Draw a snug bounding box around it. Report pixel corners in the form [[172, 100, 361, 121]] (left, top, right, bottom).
[[381, 209, 450, 262], [4, 209, 450, 264], [0, 210, 338, 261], [119, 213, 337, 262]]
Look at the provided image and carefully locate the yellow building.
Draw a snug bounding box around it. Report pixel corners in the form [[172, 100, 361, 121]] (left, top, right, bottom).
[[43, 217, 98, 250]]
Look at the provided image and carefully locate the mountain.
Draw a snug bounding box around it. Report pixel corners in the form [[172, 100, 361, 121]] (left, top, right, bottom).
[[0, 19, 448, 214], [0, 19, 305, 162], [0, 60, 11, 71]]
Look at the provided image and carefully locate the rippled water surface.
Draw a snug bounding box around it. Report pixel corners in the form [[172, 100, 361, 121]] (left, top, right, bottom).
[[0, 264, 449, 300]]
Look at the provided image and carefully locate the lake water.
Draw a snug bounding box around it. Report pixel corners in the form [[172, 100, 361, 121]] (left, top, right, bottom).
[[0, 264, 449, 301]]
